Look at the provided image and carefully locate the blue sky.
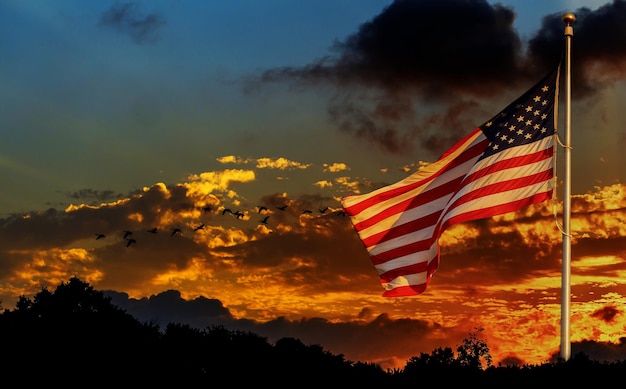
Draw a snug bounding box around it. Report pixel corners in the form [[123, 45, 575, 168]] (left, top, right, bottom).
[[1, 0, 625, 370], [2, 0, 399, 214], [2, 0, 617, 215]]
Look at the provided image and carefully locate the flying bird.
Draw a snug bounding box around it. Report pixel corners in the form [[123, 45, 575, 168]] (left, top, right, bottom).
[[171, 228, 182, 236], [147, 227, 158, 234], [318, 206, 329, 214], [201, 206, 212, 213], [234, 211, 245, 219], [125, 238, 136, 247], [222, 208, 233, 215], [193, 223, 205, 231], [257, 205, 268, 213], [122, 230, 133, 239], [277, 205, 288, 211], [301, 209, 313, 214], [95, 233, 105, 240], [259, 216, 270, 225]]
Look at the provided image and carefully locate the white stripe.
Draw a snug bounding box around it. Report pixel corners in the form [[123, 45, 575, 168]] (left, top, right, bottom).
[[441, 177, 553, 225], [474, 136, 553, 171], [373, 240, 439, 273], [344, 130, 484, 220], [358, 195, 447, 246], [366, 219, 436, 255], [352, 152, 482, 236], [381, 271, 430, 291], [456, 157, 554, 200]]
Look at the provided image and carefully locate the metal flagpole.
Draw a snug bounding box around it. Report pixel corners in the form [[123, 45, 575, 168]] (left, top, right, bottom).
[[560, 12, 575, 362]]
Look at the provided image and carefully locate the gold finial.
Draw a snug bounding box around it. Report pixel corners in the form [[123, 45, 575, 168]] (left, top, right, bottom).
[[562, 13, 576, 26]]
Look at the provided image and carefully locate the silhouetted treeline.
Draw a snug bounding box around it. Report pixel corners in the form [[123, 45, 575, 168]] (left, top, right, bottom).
[[1, 277, 624, 386]]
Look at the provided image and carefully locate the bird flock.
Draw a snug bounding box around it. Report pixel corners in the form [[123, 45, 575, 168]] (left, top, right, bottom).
[[93, 203, 347, 247]]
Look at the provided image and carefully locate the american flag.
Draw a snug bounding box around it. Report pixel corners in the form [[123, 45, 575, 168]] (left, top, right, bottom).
[[342, 66, 560, 297]]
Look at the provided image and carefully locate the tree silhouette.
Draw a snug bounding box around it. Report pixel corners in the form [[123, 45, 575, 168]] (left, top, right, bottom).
[[1, 277, 624, 386], [456, 327, 492, 370], [404, 346, 458, 373], [0, 277, 161, 384]]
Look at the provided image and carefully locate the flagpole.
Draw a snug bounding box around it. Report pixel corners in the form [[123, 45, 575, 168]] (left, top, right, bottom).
[[560, 12, 575, 362]]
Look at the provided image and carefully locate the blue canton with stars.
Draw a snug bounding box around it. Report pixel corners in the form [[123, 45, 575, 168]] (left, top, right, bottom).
[[478, 67, 559, 160]]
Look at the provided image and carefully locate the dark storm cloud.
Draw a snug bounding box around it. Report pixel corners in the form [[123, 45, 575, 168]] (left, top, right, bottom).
[[260, 0, 626, 156], [590, 305, 621, 323], [104, 290, 234, 329], [0, 183, 195, 251], [261, 0, 530, 155], [105, 289, 626, 366], [64, 188, 126, 203], [103, 290, 453, 366], [528, 0, 626, 99], [264, 0, 526, 94], [99, 1, 166, 44]]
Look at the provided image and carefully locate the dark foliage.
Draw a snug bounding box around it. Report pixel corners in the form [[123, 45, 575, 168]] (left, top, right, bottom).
[[1, 277, 624, 386]]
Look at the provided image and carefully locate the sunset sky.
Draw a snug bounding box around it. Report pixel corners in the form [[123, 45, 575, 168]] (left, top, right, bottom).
[[2, 0, 626, 370]]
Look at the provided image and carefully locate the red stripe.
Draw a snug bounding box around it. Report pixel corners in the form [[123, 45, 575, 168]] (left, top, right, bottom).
[[379, 260, 431, 283], [369, 235, 436, 265], [382, 284, 428, 297], [451, 168, 553, 211], [379, 255, 440, 297], [438, 127, 483, 159], [343, 175, 435, 217], [442, 191, 552, 229], [361, 210, 441, 248], [343, 134, 487, 216], [461, 147, 553, 188], [353, 175, 463, 233]]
